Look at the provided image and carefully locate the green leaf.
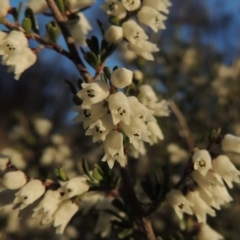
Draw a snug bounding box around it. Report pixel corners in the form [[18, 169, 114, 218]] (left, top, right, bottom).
[[22, 17, 32, 34], [82, 159, 93, 179], [25, 8, 39, 33], [54, 0, 66, 13], [86, 36, 99, 55], [17, 2, 23, 22], [108, 16, 120, 26], [97, 19, 105, 36], [45, 22, 59, 43], [118, 228, 133, 239], [84, 51, 99, 69], [92, 167, 104, 181], [112, 176, 121, 189], [103, 66, 111, 80], [55, 167, 69, 181]]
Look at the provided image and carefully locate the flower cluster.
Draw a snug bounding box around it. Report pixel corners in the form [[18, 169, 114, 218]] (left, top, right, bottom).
[[73, 67, 169, 168], [0, 154, 90, 234], [0, 30, 36, 80], [102, 0, 171, 60]]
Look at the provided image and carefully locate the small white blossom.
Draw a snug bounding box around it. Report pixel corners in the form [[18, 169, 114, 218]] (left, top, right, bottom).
[[165, 189, 193, 220], [53, 200, 79, 234], [167, 144, 189, 164], [0, 154, 10, 171], [104, 25, 123, 44], [147, 122, 164, 145], [137, 6, 166, 32], [121, 0, 141, 11], [129, 140, 146, 158], [212, 155, 240, 188], [1, 170, 27, 189], [154, 99, 170, 117], [68, 0, 95, 10], [32, 190, 62, 225], [142, 0, 169, 13], [198, 224, 224, 240], [0, 0, 10, 17], [192, 149, 212, 176], [27, 0, 48, 14], [101, 0, 127, 20], [58, 176, 89, 200], [221, 134, 240, 153], [110, 67, 133, 88], [77, 81, 110, 109], [33, 118, 52, 136], [13, 179, 45, 209], [108, 92, 133, 125], [102, 131, 126, 168]]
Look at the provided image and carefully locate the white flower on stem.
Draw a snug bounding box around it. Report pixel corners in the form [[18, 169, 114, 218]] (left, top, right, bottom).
[[147, 122, 164, 145], [186, 189, 216, 223], [108, 92, 133, 125], [53, 200, 79, 234], [128, 40, 159, 61], [0, 154, 10, 171], [165, 189, 193, 220], [32, 190, 62, 225], [77, 81, 110, 109], [101, 0, 127, 20], [121, 0, 141, 11], [122, 20, 148, 44], [137, 6, 167, 32], [154, 99, 170, 117], [198, 187, 221, 210], [13, 179, 45, 209], [110, 67, 133, 88], [68, 13, 92, 46], [27, 0, 48, 14], [192, 149, 212, 176], [104, 25, 123, 44], [68, 0, 95, 10], [102, 131, 126, 168], [73, 101, 108, 129], [86, 114, 114, 142], [129, 140, 146, 158], [58, 176, 89, 200], [0, 0, 10, 17], [1, 170, 27, 190], [142, 0, 169, 13], [198, 224, 224, 240], [221, 134, 240, 153], [33, 118, 52, 136]]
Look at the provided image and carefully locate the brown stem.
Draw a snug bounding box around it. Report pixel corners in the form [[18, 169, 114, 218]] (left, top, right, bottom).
[[45, 0, 93, 83]]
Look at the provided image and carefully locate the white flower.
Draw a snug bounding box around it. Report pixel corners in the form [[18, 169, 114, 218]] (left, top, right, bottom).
[[68, 13, 92, 46], [108, 92, 133, 125], [104, 25, 123, 44], [212, 155, 240, 188], [133, 70, 143, 81], [129, 140, 146, 158], [154, 99, 170, 116], [167, 144, 189, 164], [58, 176, 89, 200], [165, 189, 193, 220], [68, 0, 95, 10], [0, 153, 10, 171], [27, 0, 48, 14], [86, 114, 114, 142], [138, 6, 166, 32], [142, 0, 169, 13], [186, 189, 216, 223], [122, 20, 148, 44], [0, 0, 10, 17], [102, 131, 126, 168], [34, 118, 52, 136], [198, 224, 224, 240], [121, 0, 141, 11], [110, 67, 133, 88], [221, 134, 240, 153], [192, 149, 212, 176], [147, 122, 164, 145], [53, 200, 79, 234], [101, 0, 127, 20], [13, 179, 45, 209], [1, 170, 27, 189], [162, 0, 172, 7], [77, 81, 110, 109], [32, 190, 62, 225]]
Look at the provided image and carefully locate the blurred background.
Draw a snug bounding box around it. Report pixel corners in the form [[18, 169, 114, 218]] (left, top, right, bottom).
[[0, 0, 240, 239]]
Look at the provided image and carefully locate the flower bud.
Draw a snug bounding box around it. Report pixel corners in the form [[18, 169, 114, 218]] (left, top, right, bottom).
[[1, 170, 27, 189], [221, 134, 240, 153], [104, 25, 123, 44], [110, 67, 133, 88], [0, 0, 10, 17], [0, 154, 10, 171]]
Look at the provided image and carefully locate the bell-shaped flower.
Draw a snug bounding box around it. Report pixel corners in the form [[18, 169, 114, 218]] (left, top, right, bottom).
[[138, 84, 158, 105], [104, 25, 123, 44], [72, 101, 108, 129], [0, 154, 10, 171], [165, 189, 194, 220], [27, 0, 48, 13], [53, 200, 79, 234], [101, 0, 127, 20], [1, 170, 27, 190], [221, 134, 240, 154], [68, 0, 95, 10], [32, 190, 62, 225], [153, 99, 170, 116], [68, 13, 92, 46], [108, 92, 133, 125], [129, 140, 146, 158], [58, 176, 89, 200], [77, 81, 110, 109], [102, 131, 126, 168], [198, 224, 224, 240], [0, 0, 10, 17], [33, 118, 52, 136], [121, 0, 141, 11], [127, 40, 159, 61], [13, 179, 45, 209], [147, 122, 164, 145], [186, 189, 216, 223], [163, 0, 172, 7], [86, 114, 115, 142], [192, 149, 212, 176], [122, 20, 148, 44], [142, 0, 169, 13], [137, 6, 166, 32], [110, 67, 133, 88]]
